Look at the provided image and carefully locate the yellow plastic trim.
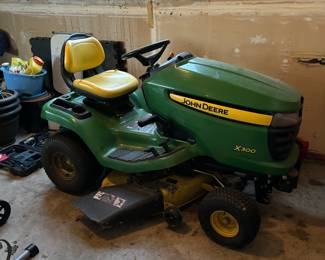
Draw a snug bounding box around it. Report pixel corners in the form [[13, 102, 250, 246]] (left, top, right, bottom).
[[210, 210, 239, 238], [73, 69, 138, 99], [170, 93, 273, 126], [101, 172, 129, 188], [64, 37, 105, 73], [159, 174, 212, 209]]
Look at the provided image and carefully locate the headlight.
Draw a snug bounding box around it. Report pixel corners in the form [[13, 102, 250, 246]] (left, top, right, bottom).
[[271, 112, 301, 128]]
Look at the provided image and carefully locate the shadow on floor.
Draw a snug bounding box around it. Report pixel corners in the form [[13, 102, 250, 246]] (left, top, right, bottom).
[[240, 198, 325, 258], [39, 170, 325, 257]]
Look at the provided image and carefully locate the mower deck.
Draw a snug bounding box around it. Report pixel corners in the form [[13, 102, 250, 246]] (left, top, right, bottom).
[[74, 172, 214, 226]]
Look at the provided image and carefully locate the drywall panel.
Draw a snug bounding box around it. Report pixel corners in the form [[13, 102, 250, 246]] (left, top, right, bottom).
[[0, 5, 150, 76], [1, 0, 325, 153]]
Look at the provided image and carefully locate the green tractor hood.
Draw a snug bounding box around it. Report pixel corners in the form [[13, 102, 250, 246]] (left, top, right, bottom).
[[146, 57, 302, 113]]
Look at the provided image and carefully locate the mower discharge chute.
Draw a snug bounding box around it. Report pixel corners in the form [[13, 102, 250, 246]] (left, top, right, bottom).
[[41, 34, 303, 248]]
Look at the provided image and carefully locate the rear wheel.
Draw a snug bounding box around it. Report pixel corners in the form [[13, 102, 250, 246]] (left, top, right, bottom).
[[198, 188, 260, 249], [41, 132, 103, 194]]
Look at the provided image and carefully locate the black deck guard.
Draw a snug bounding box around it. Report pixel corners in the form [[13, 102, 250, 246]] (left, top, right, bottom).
[[73, 184, 164, 225]]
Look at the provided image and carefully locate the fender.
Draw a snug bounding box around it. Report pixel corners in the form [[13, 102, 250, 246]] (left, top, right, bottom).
[[41, 94, 196, 173]]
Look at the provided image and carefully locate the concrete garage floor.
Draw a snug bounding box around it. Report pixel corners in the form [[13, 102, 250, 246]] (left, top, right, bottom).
[[0, 161, 324, 259]]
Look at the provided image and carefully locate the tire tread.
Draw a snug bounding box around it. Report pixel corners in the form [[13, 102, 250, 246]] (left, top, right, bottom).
[[198, 187, 260, 249], [41, 132, 102, 194]]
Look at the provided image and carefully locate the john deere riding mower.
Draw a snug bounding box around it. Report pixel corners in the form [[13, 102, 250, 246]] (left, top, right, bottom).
[[41, 33, 303, 248]]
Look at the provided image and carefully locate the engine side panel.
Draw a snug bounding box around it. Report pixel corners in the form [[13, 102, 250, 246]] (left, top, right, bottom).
[[143, 59, 300, 175], [146, 57, 302, 113]]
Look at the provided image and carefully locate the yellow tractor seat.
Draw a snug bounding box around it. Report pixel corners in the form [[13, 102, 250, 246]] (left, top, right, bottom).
[[73, 69, 139, 99]]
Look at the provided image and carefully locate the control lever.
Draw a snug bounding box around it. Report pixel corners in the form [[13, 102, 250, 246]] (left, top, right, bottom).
[[138, 115, 159, 127], [159, 139, 170, 153]]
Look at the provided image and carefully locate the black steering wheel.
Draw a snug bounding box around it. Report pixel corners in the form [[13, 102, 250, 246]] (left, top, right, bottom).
[[122, 40, 170, 67]]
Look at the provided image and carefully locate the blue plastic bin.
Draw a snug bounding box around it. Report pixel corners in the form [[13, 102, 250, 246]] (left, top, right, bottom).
[[0, 66, 47, 96]]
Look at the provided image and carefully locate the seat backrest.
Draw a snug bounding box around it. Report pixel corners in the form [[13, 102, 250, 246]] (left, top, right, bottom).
[[64, 36, 105, 73]]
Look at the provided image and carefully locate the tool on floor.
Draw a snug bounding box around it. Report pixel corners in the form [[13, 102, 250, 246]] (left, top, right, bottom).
[[19, 132, 50, 152], [0, 239, 12, 260], [0, 145, 42, 177], [0, 132, 49, 176], [15, 244, 39, 260], [0, 201, 39, 260], [41, 33, 304, 249], [0, 201, 12, 260], [0, 240, 39, 260]]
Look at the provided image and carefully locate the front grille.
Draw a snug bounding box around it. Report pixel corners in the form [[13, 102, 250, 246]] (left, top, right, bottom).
[[268, 124, 300, 160]]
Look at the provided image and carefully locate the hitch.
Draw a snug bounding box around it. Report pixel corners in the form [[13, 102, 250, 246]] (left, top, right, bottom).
[[254, 176, 272, 204]]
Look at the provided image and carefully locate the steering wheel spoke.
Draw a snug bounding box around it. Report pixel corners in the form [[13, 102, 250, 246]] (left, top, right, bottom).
[[122, 40, 170, 68]]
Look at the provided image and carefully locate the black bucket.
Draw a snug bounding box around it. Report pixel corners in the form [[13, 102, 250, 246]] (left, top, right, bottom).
[[0, 115, 19, 146], [20, 91, 53, 133]]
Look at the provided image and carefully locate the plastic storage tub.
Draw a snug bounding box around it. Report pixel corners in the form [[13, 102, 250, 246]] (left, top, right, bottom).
[[0, 66, 47, 96]]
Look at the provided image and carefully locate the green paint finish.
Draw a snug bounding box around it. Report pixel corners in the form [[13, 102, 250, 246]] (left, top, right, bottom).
[[42, 93, 196, 173], [143, 83, 299, 175], [145, 57, 301, 113], [142, 57, 302, 175], [42, 56, 302, 176], [129, 88, 149, 110]]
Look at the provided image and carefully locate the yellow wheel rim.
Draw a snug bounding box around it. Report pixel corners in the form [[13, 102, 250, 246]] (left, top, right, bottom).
[[210, 210, 239, 238]]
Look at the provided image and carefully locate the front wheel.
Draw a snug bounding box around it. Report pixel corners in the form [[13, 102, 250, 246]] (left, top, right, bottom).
[[41, 132, 103, 194], [198, 188, 260, 249]]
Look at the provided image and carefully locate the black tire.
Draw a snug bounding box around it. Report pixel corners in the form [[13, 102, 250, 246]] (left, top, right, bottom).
[[41, 132, 103, 194], [0, 99, 20, 113], [0, 200, 11, 226], [0, 104, 21, 122], [0, 90, 19, 107], [198, 188, 260, 249]]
